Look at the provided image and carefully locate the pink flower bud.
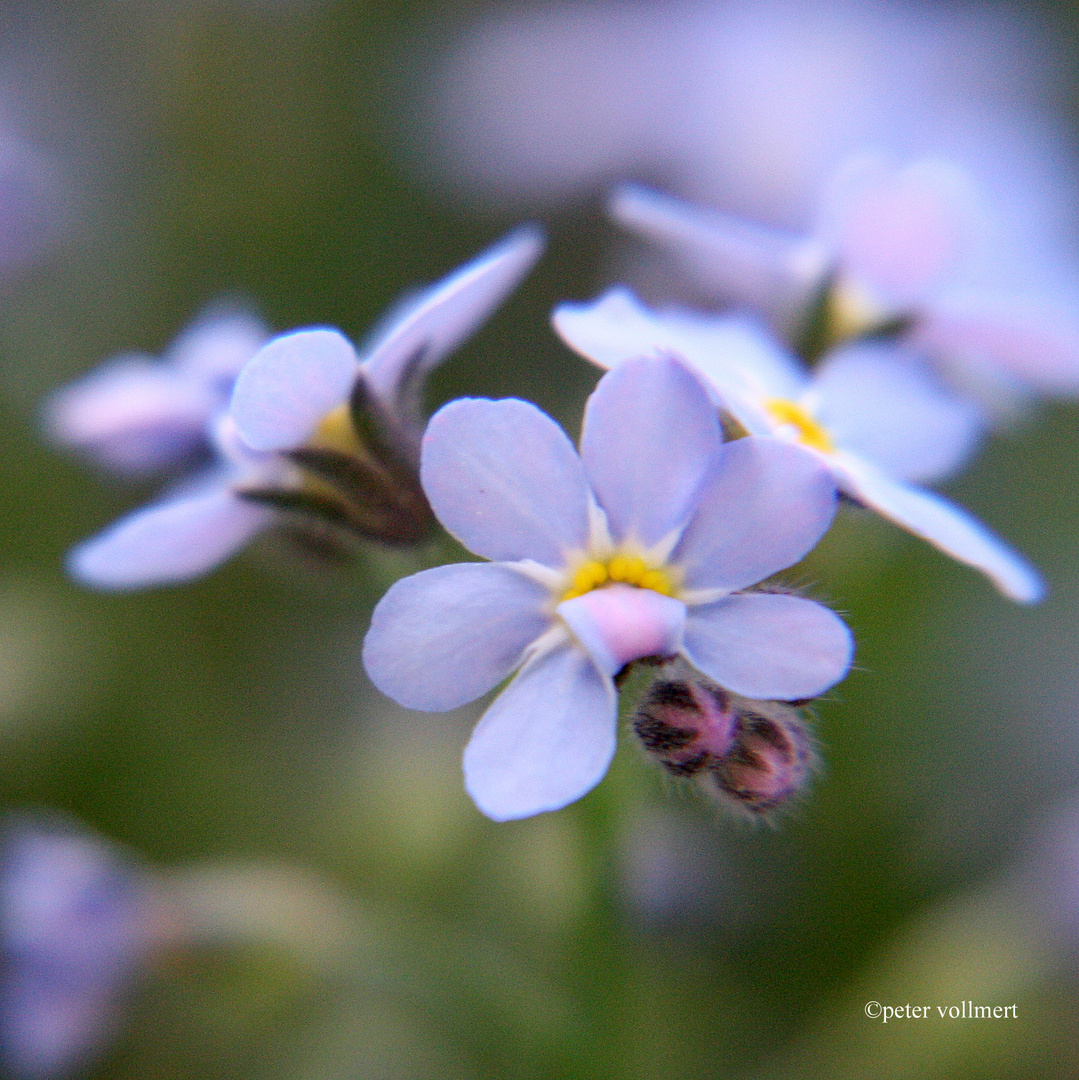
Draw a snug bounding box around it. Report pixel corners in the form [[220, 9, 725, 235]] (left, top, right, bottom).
[[707, 704, 815, 815], [632, 674, 738, 777]]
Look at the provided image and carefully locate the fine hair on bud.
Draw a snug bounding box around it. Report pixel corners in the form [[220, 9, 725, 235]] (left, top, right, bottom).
[[704, 698, 816, 822], [632, 673, 737, 778], [631, 659, 817, 822]]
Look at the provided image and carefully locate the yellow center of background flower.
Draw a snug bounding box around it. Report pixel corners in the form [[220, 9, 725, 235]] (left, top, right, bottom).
[[313, 403, 364, 455], [561, 553, 677, 601], [764, 399, 835, 453], [825, 276, 893, 345]]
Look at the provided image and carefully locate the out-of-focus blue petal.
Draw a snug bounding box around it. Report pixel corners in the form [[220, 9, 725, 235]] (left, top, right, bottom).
[[363, 562, 550, 712], [917, 294, 1079, 396], [229, 328, 359, 452], [420, 397, 591, 566], [165, 307, 269, 384], [813, 341, 984, 483], [41, 359, 217, 475], [67, 477, 272, 590], [673, 437, 837, 592], [609, 184, 814, 318], [683, 592, 854, 700], [558, 584, 686, 676], [834, 455, 1044, 603], [552, 287, 805, 407], [463, 643, 616, 821], [361, 225, 545, 403], [1, 815, 151, 1080], [580, 357, 721, 546], [820, 157, 981, 307]]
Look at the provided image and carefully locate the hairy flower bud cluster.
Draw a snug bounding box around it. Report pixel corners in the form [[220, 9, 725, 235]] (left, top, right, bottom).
[[633, 662, 815, 817]]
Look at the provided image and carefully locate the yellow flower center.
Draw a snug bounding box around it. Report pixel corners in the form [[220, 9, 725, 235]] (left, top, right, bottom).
[[312, 403, 364, 455], [825, 276, 893, 345], [560, 553, 678, 602], [764, 399, 835, 454]]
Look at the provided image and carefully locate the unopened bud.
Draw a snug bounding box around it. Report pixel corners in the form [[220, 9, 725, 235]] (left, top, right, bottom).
[[631, 663, 816, 819], [706, 701, 815, 817], [632, 673, 737, 777]]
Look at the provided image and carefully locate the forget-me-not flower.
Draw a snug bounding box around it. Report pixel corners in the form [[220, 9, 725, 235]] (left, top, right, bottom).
[[612, 158, 1079, 404], [66, 226, 544, 590], [363, 356, 853, 821], [42, 306, 269, 476], [553, 288, 1042, 603]]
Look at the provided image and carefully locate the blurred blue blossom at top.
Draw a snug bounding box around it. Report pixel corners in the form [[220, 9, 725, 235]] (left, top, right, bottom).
[[412, 0, 1076, 231], [612, 158, 1079, 411], [364, 356, 852, 821]]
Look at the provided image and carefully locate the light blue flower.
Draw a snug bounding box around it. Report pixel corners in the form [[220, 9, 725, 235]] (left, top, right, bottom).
[[363, 356, 852, 821], [612, 158, 1079, 405], [42, 305, 269, 476], [66, 226, 544, 590], [553, 288, 1043, 604], [0, 815, 155, 1080]]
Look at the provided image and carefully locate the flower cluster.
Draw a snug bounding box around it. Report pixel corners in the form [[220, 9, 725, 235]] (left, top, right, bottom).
[[56, 227, 543, 590], [44, 153, 1051, 824], [363, 356, 851, 820]]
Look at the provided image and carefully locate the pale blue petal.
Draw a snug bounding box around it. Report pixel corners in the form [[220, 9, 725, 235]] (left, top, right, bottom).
[[917, 294, 1079, 396], [821, 158, 980, 306], [463, 643, 616, 821], [420, 397, 591, 566], [362, 562, 550, 712], [608, 184, 811, 316], [558, 585, 686, 676], [361, 226, 545, 403], [67, 477, 272, 590], [552, 287, 805, 403], [673, 437, 837, 592], [551, 288, 676, 370], [580, 357, 721, 546], [166, 307, 269, 383], [683, 593, 854, 700], [229, 328, 359, 451], [813, 342, 984, 483], [41, 359, 216, 474], [834, 456, 1045, 603]]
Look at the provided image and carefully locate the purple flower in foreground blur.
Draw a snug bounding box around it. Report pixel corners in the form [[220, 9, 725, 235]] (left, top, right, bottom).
[[0, 816, 156, 1080], [64, 226, 544, 589], [612, 158, 1079, 405], [42, 306, 269, 476], [363, 357, 853, 821], [554, 289, 1042, 603]]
